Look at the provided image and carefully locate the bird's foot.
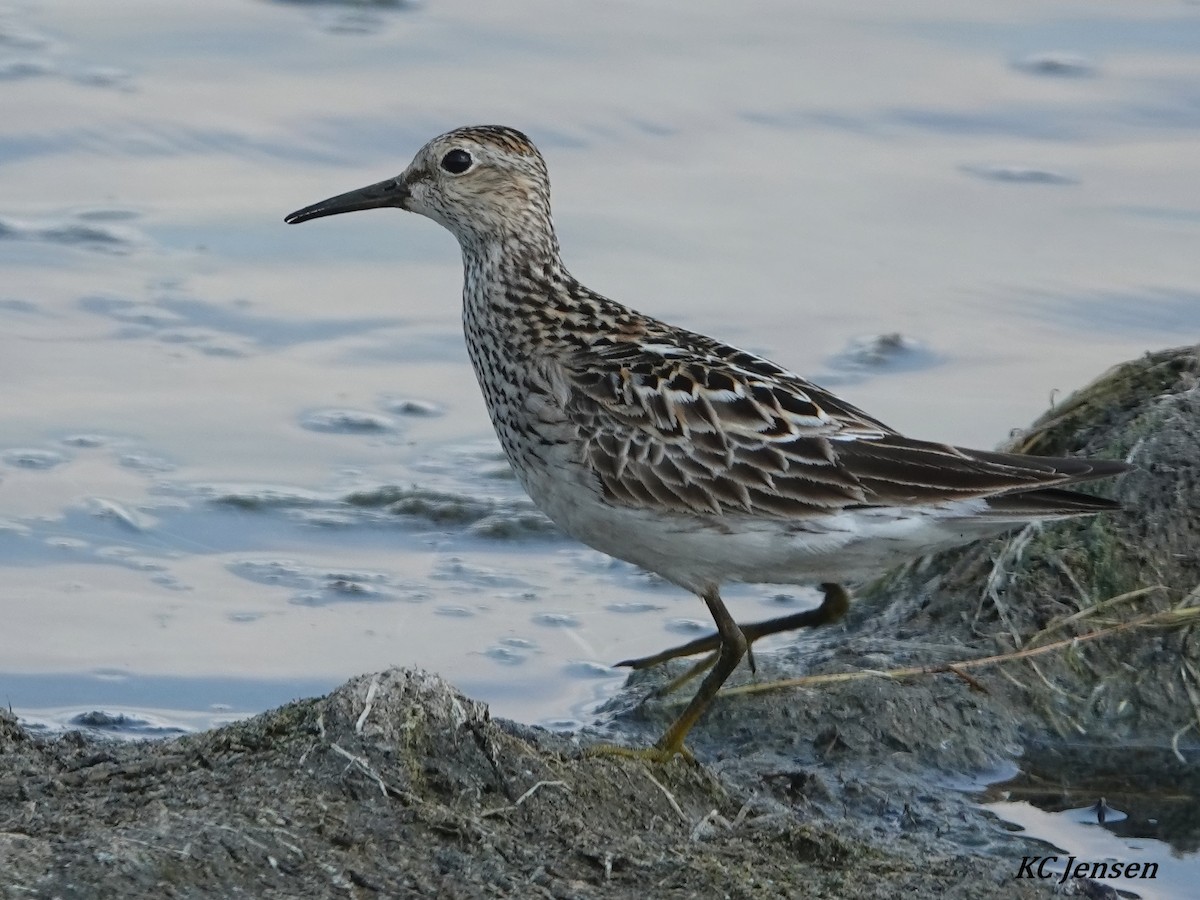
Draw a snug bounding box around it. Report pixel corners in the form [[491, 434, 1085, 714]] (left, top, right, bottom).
[[616, 583, 851, 697]]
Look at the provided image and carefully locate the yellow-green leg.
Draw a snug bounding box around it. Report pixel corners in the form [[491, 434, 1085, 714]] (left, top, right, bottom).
[[586, 586, 747, 763]]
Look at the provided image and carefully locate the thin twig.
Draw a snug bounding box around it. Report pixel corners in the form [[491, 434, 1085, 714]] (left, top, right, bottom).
[[297, 741, 316, 766], [731, 801, 753, 829], [643, 770, 688, 825], [515, 779, 568, 807], [975, 524, 1037, 647], [479, 780, 570, 818], [329, 741, 415, 803], [1171, 722, 1195, 765], [1025, 658, 1079, 701], [211, 823, 271, 853], [946, 665, 987, 693], [721, 606, 1200, 699], [1177, 660, 1200, 765], [115, 835, 191, 858], [1027, 586, 1165, 646], [355, 675, 380, 735], [1048, 556, 1092, 612]]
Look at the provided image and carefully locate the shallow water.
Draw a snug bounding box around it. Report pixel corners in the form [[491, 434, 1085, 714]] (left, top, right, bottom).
[[971, 745, 1200, 900], [2, 0, 1199, 781]]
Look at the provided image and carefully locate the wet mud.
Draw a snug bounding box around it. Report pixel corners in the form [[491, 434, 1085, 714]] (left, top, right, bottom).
[[3, 345, 1197, 898]]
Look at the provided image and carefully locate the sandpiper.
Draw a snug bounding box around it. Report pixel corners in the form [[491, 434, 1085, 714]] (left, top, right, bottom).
[[286, 125, 1128, 760]]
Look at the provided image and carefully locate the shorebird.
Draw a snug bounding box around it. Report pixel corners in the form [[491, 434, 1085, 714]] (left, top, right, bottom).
[[286, 125, 1128, 761]]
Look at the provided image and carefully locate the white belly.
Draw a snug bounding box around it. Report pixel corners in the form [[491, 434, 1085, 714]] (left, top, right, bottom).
[[520, 463, 1012, 596]]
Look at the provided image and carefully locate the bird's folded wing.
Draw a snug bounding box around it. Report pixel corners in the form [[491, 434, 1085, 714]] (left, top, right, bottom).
[[557, 339, 1121, 518]]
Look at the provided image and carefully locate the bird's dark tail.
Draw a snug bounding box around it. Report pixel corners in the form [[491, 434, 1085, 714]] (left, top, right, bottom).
[[982, 486, 1123, 518]]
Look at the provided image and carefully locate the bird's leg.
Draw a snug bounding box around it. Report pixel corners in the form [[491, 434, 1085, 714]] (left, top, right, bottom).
[[650, 587, 747, 757], [586, 587, 746, 763], [616, 583, 851, 698]]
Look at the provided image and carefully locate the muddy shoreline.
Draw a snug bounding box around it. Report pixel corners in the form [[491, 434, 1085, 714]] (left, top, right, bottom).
[[4, 346, 1198, 899]]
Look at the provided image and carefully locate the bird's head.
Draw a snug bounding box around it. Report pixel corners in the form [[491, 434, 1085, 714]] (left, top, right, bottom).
[[285, 125, 556, 255]]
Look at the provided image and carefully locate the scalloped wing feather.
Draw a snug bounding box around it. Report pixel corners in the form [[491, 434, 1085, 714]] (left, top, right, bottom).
[[559, 336, 1126, 519], [560, 337, 891, 518]]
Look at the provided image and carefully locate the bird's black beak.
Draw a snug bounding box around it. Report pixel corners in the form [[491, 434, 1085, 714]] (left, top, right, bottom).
[[284, 176, 410, 224]]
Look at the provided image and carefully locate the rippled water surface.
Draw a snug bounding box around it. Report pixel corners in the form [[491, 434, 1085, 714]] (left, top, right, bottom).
[[3, 0, 1200, 761]]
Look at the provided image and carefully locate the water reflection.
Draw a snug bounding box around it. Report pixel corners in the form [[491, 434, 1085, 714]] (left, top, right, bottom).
[[985, 744, 1200, 855]]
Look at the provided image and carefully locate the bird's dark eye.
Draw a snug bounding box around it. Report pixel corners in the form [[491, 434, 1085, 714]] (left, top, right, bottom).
[[440, 149, 473, 174]]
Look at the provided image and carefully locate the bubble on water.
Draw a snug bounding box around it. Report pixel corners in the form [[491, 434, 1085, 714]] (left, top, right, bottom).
[[47, 537, 90, 551], [203, 484, 326, 510], [84, 498, 155, 531], [71, 65, 135, 92], [317, 12, 386, 36], [665, 617, 709, 635], [61, 434, 109, 448], [292, 508, 378, 527], [480, 465, 517, 480], [345, 486, 547, 536], [499, 637, 537, 649], [765, 592, 807, 607], [605, 601, 665, 614], [484, 645, 526, 665], [0, 57, 54, 79], [284, 0, 424, 37], [467, 511, 558, 539], [380, 396, 443, 417], [532, 612, 580, 628], [290, 578, 395, 606], [197, 341, 250, 358], [502, 591, 541, 604], [94, 547, 166, 571], [564, 660, 617, 679], [118, 453, 176, 473], [1066, 799, 1127, 825], [300, 408, 398, 433], [0, 217, 148, 255], [80, 295, 183, 325], [158, 328, 215, 345], [272, 0, 422, 10], [228, 559, 399, 608], [0, 298, 47, 316], [819, 333, 942, 384], [150, 573, 190, 591], [1012, 53, 1096, 78], [75, 208, 141, 223], [430, 556, 531, 589], [4, 448, 67, 469], [960, 164, 1078, 185]]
